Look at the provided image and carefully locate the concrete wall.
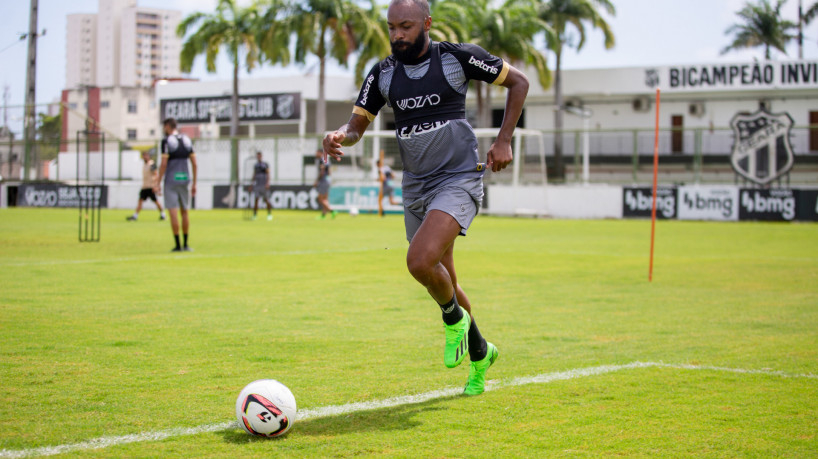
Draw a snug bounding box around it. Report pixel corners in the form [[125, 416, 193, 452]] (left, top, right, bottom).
[[485, 184, 622, 219]]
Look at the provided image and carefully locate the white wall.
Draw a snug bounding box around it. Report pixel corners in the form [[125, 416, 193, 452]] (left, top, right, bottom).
[[485, 184, 623, 219]]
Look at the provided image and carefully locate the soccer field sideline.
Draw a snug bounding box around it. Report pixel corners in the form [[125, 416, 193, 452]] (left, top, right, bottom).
[[2, 361, 815, 459]]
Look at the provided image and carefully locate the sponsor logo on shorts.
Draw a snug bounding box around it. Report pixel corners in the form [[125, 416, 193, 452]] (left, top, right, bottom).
[[396, 94, 441, 111], [397, 120, 450, 139], [468, 56, 498, 75]]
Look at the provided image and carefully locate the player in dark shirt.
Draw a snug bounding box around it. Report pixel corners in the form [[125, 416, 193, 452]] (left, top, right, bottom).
[[251, 151, 273, 221], [314, 149, 336, 219], [156, 118, 197, 252], [323, 0, 529, 395]]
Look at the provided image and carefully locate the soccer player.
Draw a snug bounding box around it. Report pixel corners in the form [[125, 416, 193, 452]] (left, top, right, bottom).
[[377, 157, 399, 216], [155, 118, 197, 252], [251, 151, 273, 221], [127, 150, 166, 221], [322, 0, 529, 395], [314, 149, 336, 219]]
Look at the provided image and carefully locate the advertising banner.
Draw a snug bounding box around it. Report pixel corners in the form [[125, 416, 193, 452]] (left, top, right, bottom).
[[738, 188, 798, 221], [17, 184, 108, 208], [329, 186, 403, 214], [213, 184, 319, 210], [160, 93, 300, 125], [678, 186, 739, 221], [796, 189, 818, 222], [622, 187, 677, 219]]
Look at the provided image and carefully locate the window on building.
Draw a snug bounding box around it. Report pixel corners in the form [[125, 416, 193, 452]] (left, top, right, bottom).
[[69, 103, 77, 110], [671, 115, 684, 154], [127, 100, 137, 114], [127, 129, 137, 140], [100, 101, 110, 108]]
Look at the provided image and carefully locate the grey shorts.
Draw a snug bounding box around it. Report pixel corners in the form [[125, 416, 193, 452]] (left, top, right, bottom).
[[316, 179, 330, 195], [253, 185, 270, 200], [383, 180, 394, 196], [403, 178, 483, 242], [164, 182, 190, 210]]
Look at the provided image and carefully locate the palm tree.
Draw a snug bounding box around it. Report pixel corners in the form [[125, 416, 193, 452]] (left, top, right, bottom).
[[803, 0, 818, 41], [178, 0, 271, 137], [721, 0, 797, 59], [429, 0, 553, 129], [535, 0, 615, 180], [351, 0, 392, 86], [257, 0, 294, 72], [286, 0, 389, 135]]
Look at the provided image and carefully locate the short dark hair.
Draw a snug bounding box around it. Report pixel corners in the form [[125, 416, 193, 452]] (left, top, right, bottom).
[[163, 118, 177, 129], [391, 0, 430, 17]]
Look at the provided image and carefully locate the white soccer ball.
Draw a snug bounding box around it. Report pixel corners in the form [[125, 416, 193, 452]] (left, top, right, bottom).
[[349, 206, 359, 216], [235, 379, 297, 437]]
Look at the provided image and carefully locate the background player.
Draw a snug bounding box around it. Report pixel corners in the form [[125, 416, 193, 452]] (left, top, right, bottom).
[[323, 0, 529, 395], [314, 149, 336, 219], [251, 151, 273, 221], [377, 156, 399, 217], [127, 150, 166, 221], [156, 118, 197, 252]]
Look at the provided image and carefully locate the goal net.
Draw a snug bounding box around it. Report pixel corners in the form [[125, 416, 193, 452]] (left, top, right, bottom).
[[320, 127, 548, 215]]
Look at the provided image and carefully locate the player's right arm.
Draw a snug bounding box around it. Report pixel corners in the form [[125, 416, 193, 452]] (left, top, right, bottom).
[[324, 62, 385, 161], [323, 114, 371, 161]]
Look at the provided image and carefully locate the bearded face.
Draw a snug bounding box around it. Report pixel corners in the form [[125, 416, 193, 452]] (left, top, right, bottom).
[[391, 30, 427, 63]]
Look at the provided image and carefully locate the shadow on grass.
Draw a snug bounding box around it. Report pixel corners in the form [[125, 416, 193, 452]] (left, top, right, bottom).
[[220, 393, 461, 444]]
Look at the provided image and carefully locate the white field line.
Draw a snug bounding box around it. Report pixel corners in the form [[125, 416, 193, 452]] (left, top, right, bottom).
[[1, 361, 815, 458], [0, 247, 386, 268]]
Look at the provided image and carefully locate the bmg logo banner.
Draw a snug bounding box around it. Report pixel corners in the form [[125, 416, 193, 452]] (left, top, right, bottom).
[[739, 189, 797, 221], [678, 186, 739, 221], [622, 187, 677, 219]]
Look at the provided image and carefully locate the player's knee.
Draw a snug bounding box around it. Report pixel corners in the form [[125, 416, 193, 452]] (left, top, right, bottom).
[[406, 252, 435, 283]]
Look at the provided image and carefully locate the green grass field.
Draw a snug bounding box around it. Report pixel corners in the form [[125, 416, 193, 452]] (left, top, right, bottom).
[[1, 208, 816, 457]]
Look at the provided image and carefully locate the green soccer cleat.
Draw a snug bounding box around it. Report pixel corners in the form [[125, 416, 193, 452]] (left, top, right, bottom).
[[463, 342, 499, 396], [443, 307, 470, 368]]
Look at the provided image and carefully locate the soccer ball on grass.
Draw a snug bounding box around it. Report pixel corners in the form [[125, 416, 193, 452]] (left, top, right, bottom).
[[235, 379, 297, 437]]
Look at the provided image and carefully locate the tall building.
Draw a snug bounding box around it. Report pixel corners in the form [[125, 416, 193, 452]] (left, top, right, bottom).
[[65, 0, 183, 90], [65, 14, 98, 89], [119, 7, 182, 88]]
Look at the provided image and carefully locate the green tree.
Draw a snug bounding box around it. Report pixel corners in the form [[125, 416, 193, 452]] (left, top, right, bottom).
[[178, 0, 270, 137], [286, 0, 389, 135], [257, 0, 294, 72], [36, 112, 61, 161], [535, 0, 615, 180], [803, 0, 818, 43], [721, 0, 797, 59], [450, 0, 553, 129], [351, 0, 392, 86]]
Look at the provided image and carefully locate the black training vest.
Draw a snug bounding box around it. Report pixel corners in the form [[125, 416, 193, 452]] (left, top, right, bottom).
[[388, 42, 466, 131]]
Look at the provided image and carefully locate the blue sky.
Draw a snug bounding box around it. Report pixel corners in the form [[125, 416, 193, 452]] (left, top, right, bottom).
[[0, 0, 816, 119]]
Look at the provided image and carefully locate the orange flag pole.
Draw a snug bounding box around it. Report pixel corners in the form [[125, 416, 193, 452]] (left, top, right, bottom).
[[649, 89, 661, 282]]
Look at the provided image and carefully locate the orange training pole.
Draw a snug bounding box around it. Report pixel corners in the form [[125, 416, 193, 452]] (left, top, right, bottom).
[[649, 89, 661, 282]]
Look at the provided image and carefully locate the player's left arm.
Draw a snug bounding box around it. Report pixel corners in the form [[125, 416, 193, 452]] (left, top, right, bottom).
[[488, 64, 529, 172], [189, 153, 197, 196], [450, 43, 530, 172]]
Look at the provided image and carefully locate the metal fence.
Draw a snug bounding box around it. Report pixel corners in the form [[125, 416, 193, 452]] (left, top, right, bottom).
[[2, 125, 816, 187]]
